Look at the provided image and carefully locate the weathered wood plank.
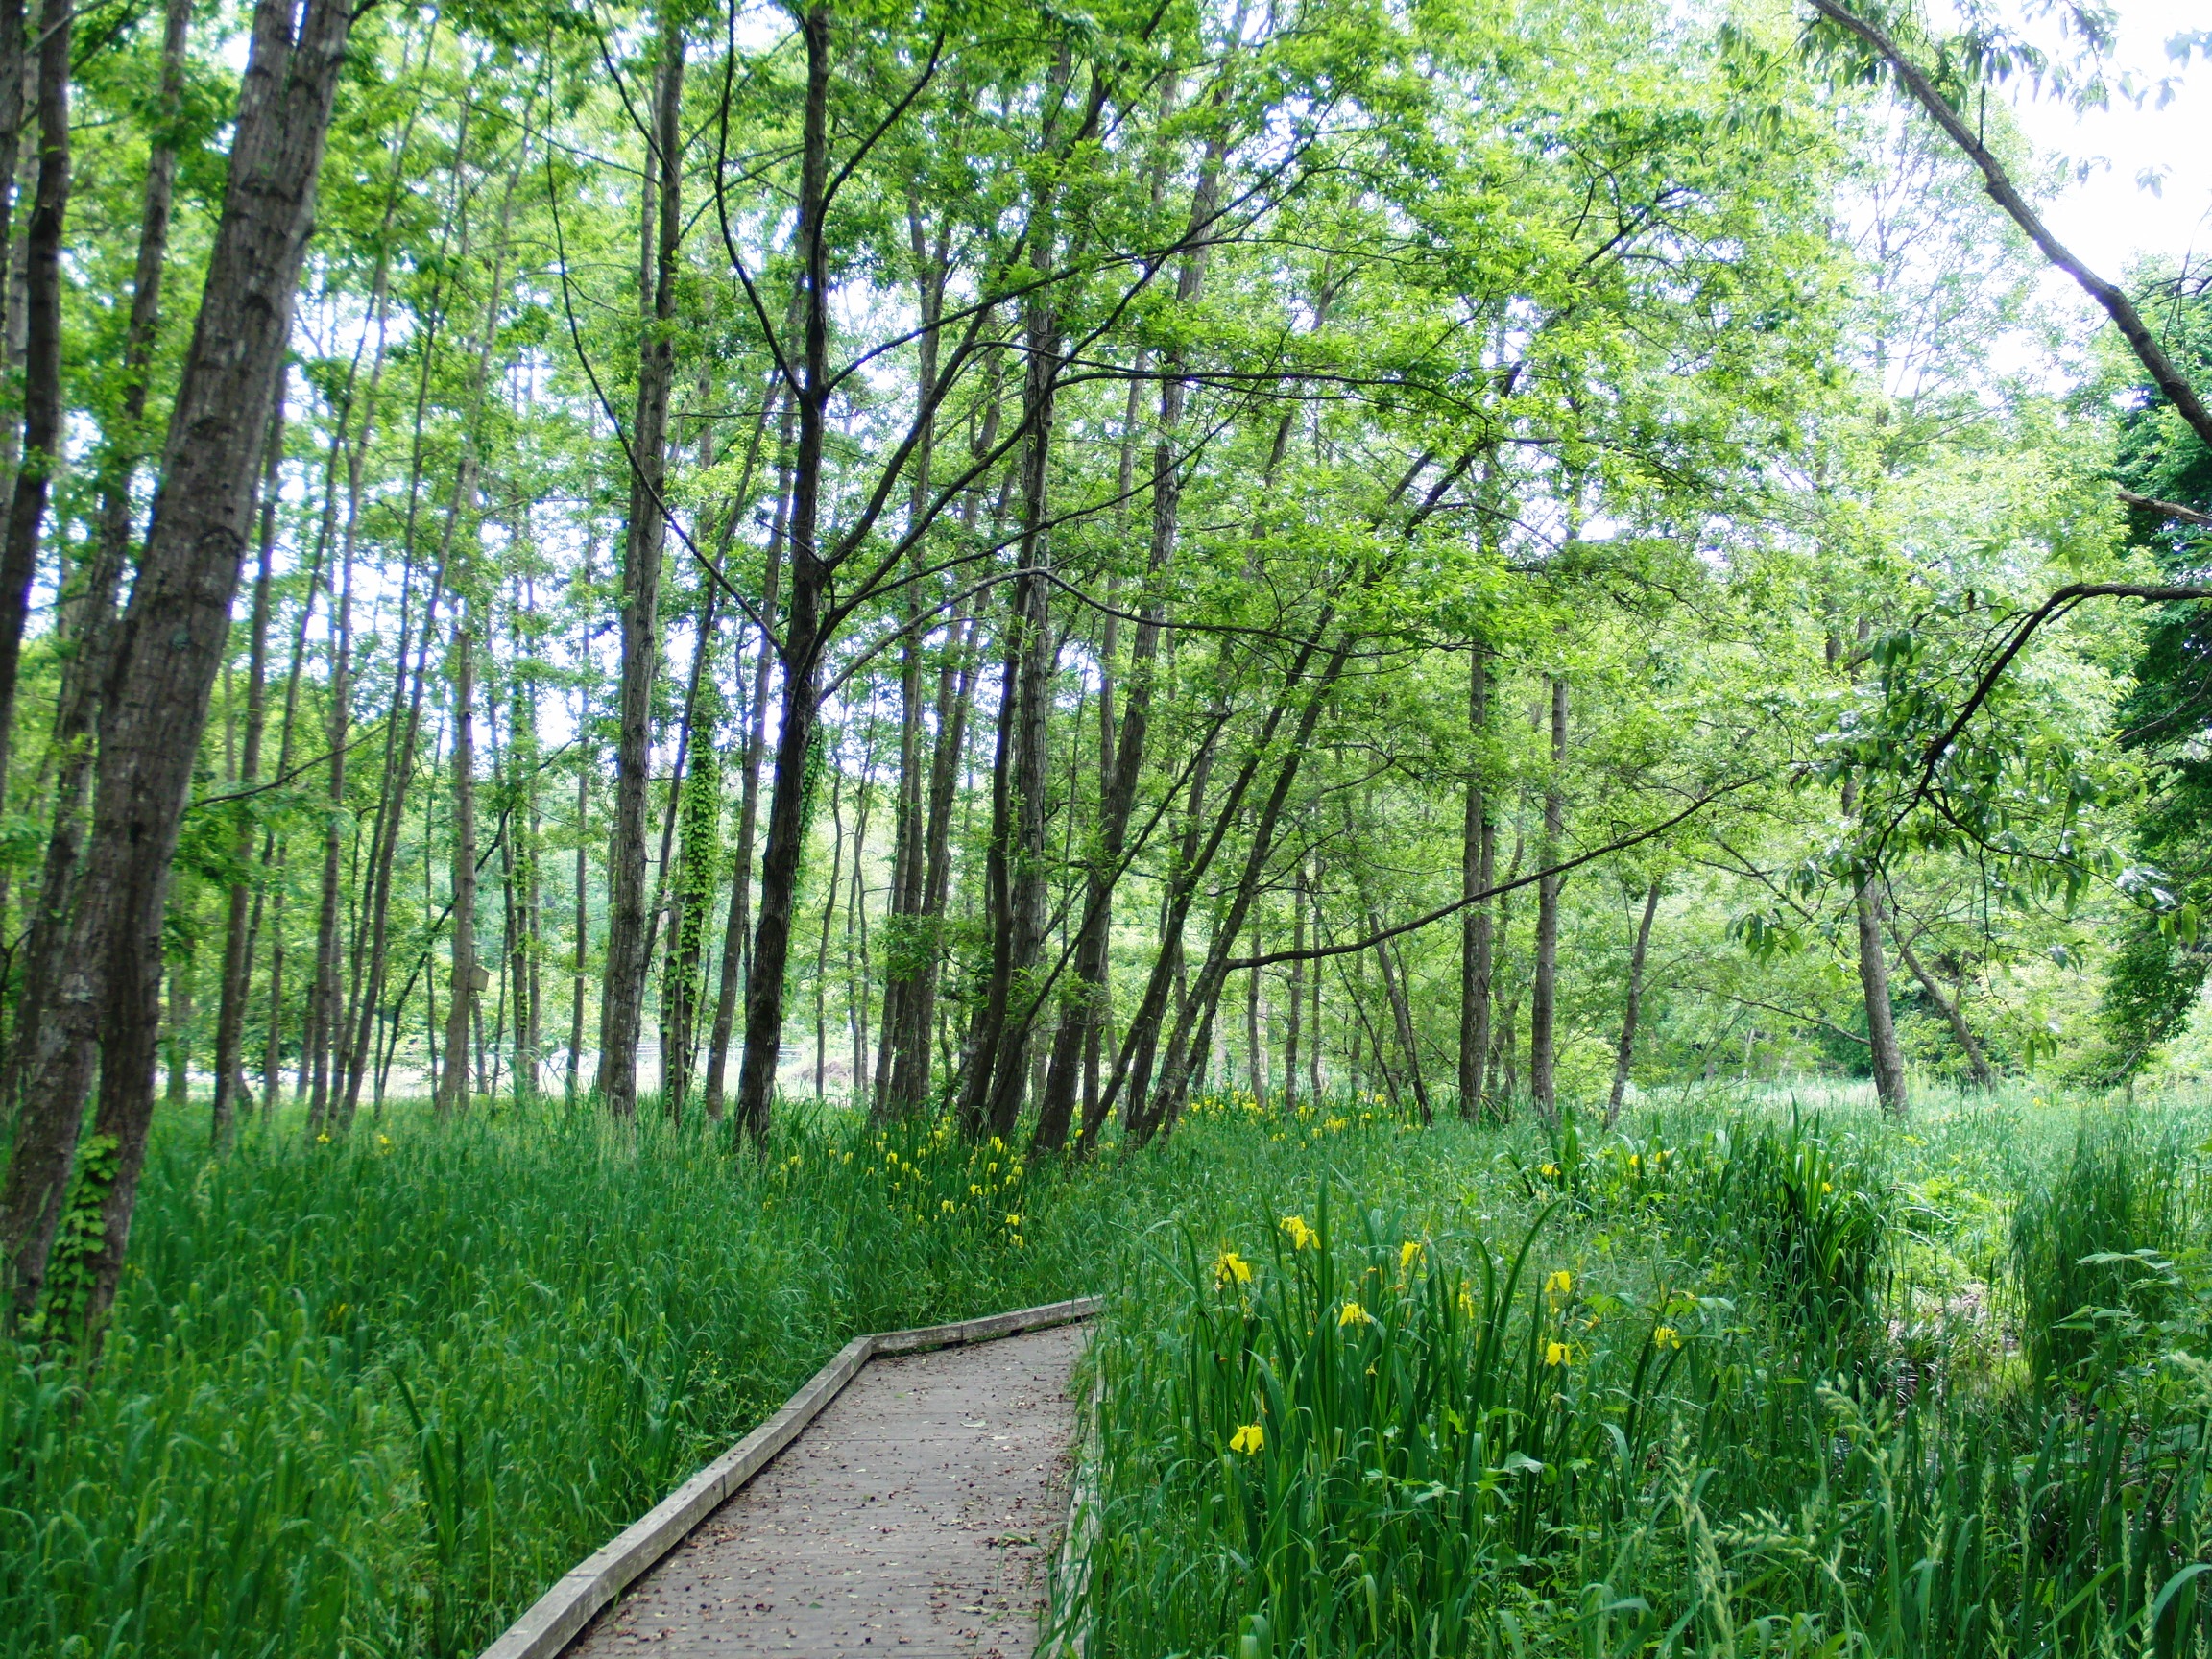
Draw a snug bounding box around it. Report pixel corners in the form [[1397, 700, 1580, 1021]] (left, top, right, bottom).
[[475, 1300, 1098, 1659]]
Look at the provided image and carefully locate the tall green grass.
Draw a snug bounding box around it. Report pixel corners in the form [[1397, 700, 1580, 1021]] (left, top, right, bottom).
[[0, 1102, 1120, 1658], [1084, 1094, 2212, 1658]]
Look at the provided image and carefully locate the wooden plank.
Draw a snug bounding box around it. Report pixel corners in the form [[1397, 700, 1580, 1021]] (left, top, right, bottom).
[[872, 1294, 1102, 1356], [1040, 1367, 1105, 1659], [476, 1298, 1101, 1659]]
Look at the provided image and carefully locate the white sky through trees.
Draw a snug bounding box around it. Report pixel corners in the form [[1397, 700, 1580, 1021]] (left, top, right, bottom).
[[1993, 0, 2210, 275]]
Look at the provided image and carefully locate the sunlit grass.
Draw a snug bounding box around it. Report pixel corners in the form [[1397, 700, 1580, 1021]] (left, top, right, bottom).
[[10, 1078, 2212, 1657]]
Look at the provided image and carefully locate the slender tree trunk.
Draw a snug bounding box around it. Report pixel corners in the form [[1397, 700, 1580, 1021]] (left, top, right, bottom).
[[340, 151, 518, 1128], [733, 7, 834, 1142], [873, 211, 947, 1113], [0, 0, 70, 830], [660, 565, 725, 1118], [885, 613, 980, 1117], [436, 615, 478, 1115], [703, 408, 790, 1118], [964, 269, 1067, 1142], [1035, 147, 1225, 1151], [1893, 925, 1991, 1088], [10, 0, 190, 1132], [1374, 920, 1431, 1123], [1605, 880, 1661, 1128], [1459, 641, 1495, 1120], [0, 0, 358, 1332], [213, 415, 280, 1140], [1529, 676, 1567, 1125], [813, 757, 845, 1097], [567, 747, 589, 1101], [1128, 629, 1357, 1145], [1284, 873, 1303, 1108], [1840, 772, 1909, 1115], [601, 12, 685, 1120]]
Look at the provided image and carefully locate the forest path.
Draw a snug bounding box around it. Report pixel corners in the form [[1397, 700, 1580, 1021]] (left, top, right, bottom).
[[564, 1322, 1086, 1658]]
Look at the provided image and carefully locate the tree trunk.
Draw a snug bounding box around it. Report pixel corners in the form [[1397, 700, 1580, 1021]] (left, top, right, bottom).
[[213, 414, 280, 1140], [813, 756, 845, 1097], [567, 747, 589, 1102], [0, 0, 70, 825], [340, 153, 518, 1128], [600, 12, 685, 1120], [0, 0, 358, 1333], [11, 0, 189, 1133], [1893, 925, 1992, 1088], [1855, 878, 1909, 1115], [872, 209, 948, 1115], [1605, 880, 1661, 1128], [963, 279, 1065, 1142], [1459, 641, 1494, 1120], [702, 406, 790, 1118], [1035, 140, 1225, 1151], [1529, 676, 1567, 1125], [733, 6, 834, 1142], [436, 615, 478, 1116], [1373, 920, 1431, 1123], [1284, 872, 1303, 1108], [1130, 630, 1357, 1144]]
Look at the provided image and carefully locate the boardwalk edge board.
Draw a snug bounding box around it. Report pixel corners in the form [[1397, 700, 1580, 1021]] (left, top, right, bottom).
[[476, 1294, 1103, 1659], [1041, 1365, 1107, 1659]]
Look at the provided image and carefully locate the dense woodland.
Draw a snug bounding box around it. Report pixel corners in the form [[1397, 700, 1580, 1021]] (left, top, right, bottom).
[[0, 0, 2205, 1340]]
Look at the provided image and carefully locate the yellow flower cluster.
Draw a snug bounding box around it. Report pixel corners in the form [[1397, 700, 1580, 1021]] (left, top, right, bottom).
[[847, 1122, 1027, 1244], [1214, 1248, 1253, 1287], [1229, 1422, 1264, 1455], [1281, 1214, 1318, 1250]]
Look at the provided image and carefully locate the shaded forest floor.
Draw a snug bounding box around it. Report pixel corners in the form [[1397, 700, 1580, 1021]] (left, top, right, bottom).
[[3, 1078, 2207, 1657]]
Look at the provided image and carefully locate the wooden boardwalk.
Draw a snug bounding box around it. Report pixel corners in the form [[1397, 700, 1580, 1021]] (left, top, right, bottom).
[[565, 1321, 1087, 1658]]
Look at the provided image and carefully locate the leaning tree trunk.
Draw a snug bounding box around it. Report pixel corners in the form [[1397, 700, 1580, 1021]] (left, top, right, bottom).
[[0, 0, 359, 1333], [1894, 926, 1992, 1088], [600, 12, 685, 1120]]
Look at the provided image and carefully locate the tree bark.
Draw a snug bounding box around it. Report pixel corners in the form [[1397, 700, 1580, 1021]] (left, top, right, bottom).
[[1284, 871, 1303, 1107], [1605, 880, 1661, 1128], [567, 742, 589, 1102], [1374, 919, 1430, 1123], [1529, 676, 1567, 1125], [1459, 640, 1494, 1120], [0, 0, 358, 1332], [213, 413, 279, 1140], [1894, 925, 1989, 1087], [0, 0, 69, 820], [435, 614, 478, 1116], [702, 404, 790, 1118], [12, 0, 190, 1133], [601, 11, 685, 1119], [733, 7, 837, 1142]]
